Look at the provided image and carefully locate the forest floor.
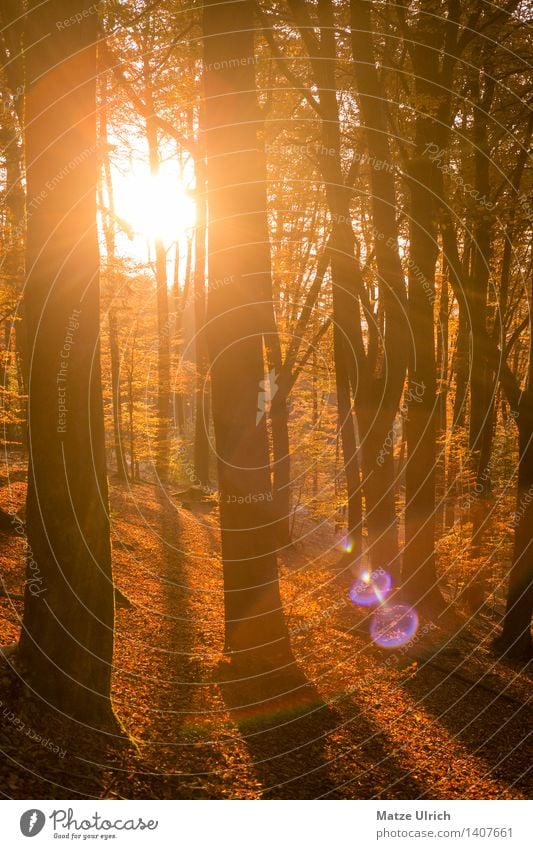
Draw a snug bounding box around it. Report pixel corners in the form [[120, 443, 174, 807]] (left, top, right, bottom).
[[0, 460, 531, 800]]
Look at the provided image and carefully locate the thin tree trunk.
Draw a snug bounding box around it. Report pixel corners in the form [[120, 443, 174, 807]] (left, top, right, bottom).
[[435, 269, 449, 540], [402, 156, 440, 606], [99, 75, 128, 482], [333, 324, 362, 558], [108, 308, 129, 481], [174, 235, 193, 437], [469, 75, 495, 460], [444, 300, 468, 529], [127, 364, 136, 482], [2, 89, 27, 447], [192, 151, 210, 487]]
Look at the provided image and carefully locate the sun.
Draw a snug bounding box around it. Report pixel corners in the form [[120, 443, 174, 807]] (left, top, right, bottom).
[[112, 160, 197, 249]]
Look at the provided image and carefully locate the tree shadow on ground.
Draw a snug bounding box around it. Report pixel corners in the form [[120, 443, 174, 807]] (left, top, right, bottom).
[[114, 486, 202, 798], [217, 657, 432, 799], [217, 658, 339, 798], [397, 649, 533, 797], [0, 648, 133, 799]]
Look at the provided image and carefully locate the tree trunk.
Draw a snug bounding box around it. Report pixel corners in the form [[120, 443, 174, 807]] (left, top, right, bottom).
[[2, 89, 27, 447], [350, 0, 409, 576], [333, 324, 362, 559], [203, 0, 292, 665], [174, 235, 193, 437], [435, 270, 449, 539], [286, 0, 407, 575], [468, 75, 495, 460], [109, 308, 129, 481], [402, 155, 440, 606], [99, 76, 128, 482], [401, 3, 454, 608], [127, 364, 136, 482], [494, 411, 533, 660], [466, 74, 496, 577], [19, 0, 118, 727], [192, 151, 211, 487], [494, 270, 533, 659]]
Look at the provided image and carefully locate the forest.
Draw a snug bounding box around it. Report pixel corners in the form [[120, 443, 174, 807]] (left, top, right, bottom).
[[0, 0, 531, 802]]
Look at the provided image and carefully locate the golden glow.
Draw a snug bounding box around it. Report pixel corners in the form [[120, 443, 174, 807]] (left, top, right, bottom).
[[113, 163, 196, 247]]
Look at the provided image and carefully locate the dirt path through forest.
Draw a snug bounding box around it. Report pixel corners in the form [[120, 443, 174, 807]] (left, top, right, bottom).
[[0, 476, 531, 799]]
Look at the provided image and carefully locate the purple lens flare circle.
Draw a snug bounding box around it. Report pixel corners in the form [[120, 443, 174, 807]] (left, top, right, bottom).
[[349, 569, 393, 607], [370, 603, 419, 649]]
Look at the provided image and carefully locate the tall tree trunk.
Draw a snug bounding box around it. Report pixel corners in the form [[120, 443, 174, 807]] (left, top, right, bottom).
[[435, 269, 449, 539], [403, 155, 440, 606], [401, 1, 457, 608], [468, 74, 495, 462], [333, 324, 362, 559], [494, 270, 533, 660], [174, 234, 193, 437], [19, 0, 118, 727], [192, 151, 210, 487], [350, 0, 409, 577], [99, 75, 128, 482], [467, 73, 496, 576], [266, 351, 292, 549], [0, 8, 28, 430], [2, 93, 27, 448], [312, 350, 319, 499], [203, 0, 292, 665], [445, 302, 468, 529], [108, 307, 129, 481], [494, 409, 533, 661], [127, 358, 136, 482]]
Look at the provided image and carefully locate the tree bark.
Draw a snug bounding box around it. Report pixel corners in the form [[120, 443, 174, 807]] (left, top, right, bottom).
[[350, 0, 409, 576], [192, 150, 211, 488], [203, 0, 292, 665], [402, 155, 440, 606], [108, 307, 129, 481], [98, 75, 129, 482], [493, 272, 533, 660], [401, 1, 457, 608], [19, 0, 118, 727]]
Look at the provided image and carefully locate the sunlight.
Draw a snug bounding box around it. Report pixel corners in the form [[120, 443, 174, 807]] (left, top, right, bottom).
[[113, 162, 196, 247]]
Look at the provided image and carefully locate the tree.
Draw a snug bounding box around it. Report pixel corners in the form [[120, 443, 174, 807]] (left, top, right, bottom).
[[18, 0, 119, 727], [98, 71, 129, 482], [192, 143, 211, 488], [264, 0, 409, 573], [203, 0, 292, 665]]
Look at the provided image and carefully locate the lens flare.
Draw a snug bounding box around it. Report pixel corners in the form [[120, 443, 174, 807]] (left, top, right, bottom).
[[349, 569, 393, 607], [370, 603, 419, 648], [336, 534, 354, 554]]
